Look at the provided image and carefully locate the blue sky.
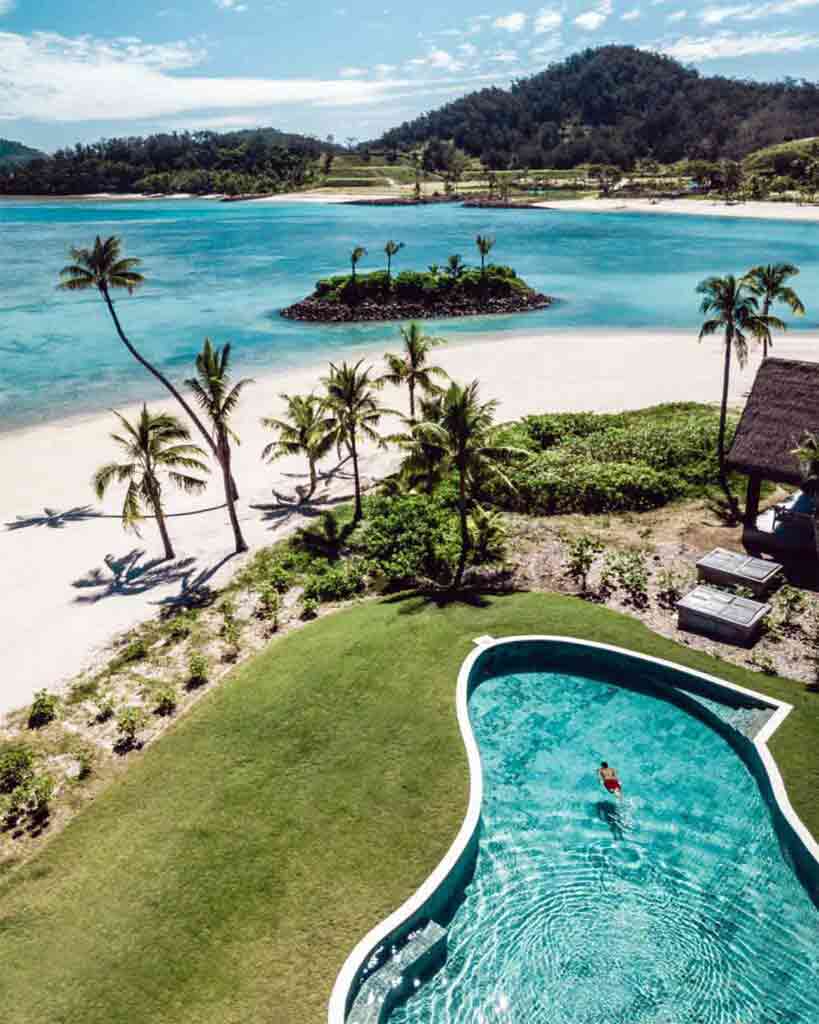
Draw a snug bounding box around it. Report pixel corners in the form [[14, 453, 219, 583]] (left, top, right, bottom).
[[2, 0, 819, 151]]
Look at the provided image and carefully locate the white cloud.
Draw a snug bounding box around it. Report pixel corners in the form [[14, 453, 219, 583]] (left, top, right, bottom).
[[621, 6, 641, 17], [405, 47, 464, 72], [493, 12, 527, 31], [339, 66, 366, 78], [534, 7, 563, 32], [458, 42, 479, 57], [662, 28, 819, 59], [530, 36, 564, 59], [700, 0, 819, 23], [373, 63, 396, 77], [574, 0, 613, 30], [0, 31, 419, 121], [667, 8, 687, 20], [215, 0, 248, 10], [489, 49, 519, 61]]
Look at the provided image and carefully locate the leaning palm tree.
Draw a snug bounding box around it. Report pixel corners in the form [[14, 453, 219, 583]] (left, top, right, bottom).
[[792, 432, 819, 560], [93, 407, 209, 561], [410, 380, 525, 588], [745, 263, 805, 357], [475, 234, 495, 278], [186, 339, 252, 554], [261, 393, 335, 497], [59, 236, 216, 457], [350, 246, 367, 283], [697, 274, 784, 511], [384, 240, 404, 284], [322, 359, 392, 522], [381, 322, 448, 422]]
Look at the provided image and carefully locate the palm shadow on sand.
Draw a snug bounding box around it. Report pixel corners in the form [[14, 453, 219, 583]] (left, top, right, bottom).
[[5, 505, 100, 531], [72, 549, 197, 603]]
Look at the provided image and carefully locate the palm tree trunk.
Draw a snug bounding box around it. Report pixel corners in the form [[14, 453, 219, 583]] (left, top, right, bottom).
[[349, 430, 362, 522], [219, 439, 248, 554], [762, 297, 770, 358], [146, 477, 174, 560], [453, 470, 469, 589], [409, 380, 416, 423], [717, 329, 737, 515], [308, 456, 317, 497], [100, 285, 215, 456]]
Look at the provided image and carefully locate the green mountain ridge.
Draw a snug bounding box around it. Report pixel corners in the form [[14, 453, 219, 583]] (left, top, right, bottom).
[[371, 45, 819, 169]]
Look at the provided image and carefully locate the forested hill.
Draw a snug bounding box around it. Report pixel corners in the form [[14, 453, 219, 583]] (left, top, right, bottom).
[[0, 138, 45, 169], [374, 46, 819, 169], [0, 128, 330, 196]]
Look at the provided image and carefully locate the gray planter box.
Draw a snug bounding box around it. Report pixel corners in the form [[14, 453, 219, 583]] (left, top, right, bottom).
[[677, 585, 770, 646], [696, 548, 783, 597]]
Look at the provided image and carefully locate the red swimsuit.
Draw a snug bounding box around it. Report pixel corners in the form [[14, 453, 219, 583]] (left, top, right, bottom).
[[603, 776, 621, 793]]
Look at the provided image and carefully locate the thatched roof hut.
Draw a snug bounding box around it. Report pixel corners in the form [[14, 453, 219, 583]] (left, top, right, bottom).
[[727, 357, 819, 486]]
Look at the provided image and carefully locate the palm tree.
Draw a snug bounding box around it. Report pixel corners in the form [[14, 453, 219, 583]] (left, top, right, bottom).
[[446, 254, 466, 280], [350, 246, 367, 283], [261, 393, 335, 497], [186, 339, 252, 554], [745, 263, 805, 357], [389, 394, 447, 495], [697, 274, 784, 510], [791, 432, 819, 560], [381, 322, 448, 422], [323, 359, 392, 522], [93, 407, 209, 561], [384, 240, 404, 284], [410, 380, 525, 588], [475, 234, 495, 278], [59, 236, 216, 458]]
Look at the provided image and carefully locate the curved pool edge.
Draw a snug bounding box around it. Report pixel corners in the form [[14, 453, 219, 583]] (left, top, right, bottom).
[[328, 635, 819, 1024]]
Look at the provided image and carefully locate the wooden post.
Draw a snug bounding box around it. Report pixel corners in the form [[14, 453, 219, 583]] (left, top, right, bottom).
[[744, 474, 762, 528]]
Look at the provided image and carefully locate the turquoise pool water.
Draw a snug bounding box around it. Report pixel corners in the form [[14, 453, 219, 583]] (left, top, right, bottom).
[[1, 198, 818, 431], [387, 657, 819, 1024]]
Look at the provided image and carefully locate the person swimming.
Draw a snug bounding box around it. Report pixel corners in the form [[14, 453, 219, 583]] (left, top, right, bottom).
[[598, 761, 622, 798]]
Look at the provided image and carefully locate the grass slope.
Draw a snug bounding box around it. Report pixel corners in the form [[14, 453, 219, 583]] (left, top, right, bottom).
[[0, 592, 816, 1024]]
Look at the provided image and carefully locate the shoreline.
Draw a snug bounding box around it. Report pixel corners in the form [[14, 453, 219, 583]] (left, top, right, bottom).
[[5, 192, 819, 222], [3, 325, 819, 718]]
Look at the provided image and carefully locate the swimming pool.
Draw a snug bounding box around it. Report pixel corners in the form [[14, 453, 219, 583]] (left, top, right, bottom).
[[333, 638, 819, 1024]]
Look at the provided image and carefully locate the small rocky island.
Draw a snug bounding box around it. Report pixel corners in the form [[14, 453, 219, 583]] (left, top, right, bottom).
[[281, 262, 552, 323]]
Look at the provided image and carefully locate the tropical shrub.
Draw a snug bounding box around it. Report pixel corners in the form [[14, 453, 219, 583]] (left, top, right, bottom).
[[563, 536, 604, 592], [359, 493, 460, 587], [300, 596, 319, 620], [256, 585, 280, 628], [154, 687, 178, 716], [28, 690, 60, 729], [188, 651, 210, 688], [116, 707, 147, 749], [468, 506, 508, 564], [302, 561, 367, 603], [95, 695, 116, 723], [600, 550, 650, 607], [773, 585, 806, 629], [0, 746, 35, 794]]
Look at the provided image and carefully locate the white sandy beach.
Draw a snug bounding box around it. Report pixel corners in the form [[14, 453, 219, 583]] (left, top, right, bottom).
[[535, 196, 819, 223], [2, 327, 818, 718]]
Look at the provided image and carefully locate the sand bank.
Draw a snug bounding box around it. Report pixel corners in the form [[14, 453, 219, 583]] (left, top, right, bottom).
[[2, 327, 818, 717], [536, 197, 819, 223]]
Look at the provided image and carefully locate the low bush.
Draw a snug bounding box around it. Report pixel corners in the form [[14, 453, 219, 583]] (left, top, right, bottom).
[[0, 746, 35, 794], [563, 536, 604, 592], [188, 651, 210, 688], [256, 585, 280, 628], [95, 695, 116, 723], [28, 690, 60, 730], [600, 550, 651, 607], [359, 493, 460, 587], [300, 596, 319, 620], [116, 707, 147, 750], [302, 561, 367, 604], [1, 771, 55, 829], [154, 687, 178, 717]]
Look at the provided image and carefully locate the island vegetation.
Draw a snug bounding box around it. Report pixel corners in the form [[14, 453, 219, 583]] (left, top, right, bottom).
[[281, 235, 551, 322]]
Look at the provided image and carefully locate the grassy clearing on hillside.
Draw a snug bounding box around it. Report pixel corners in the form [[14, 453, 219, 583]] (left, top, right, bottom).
[[0, 592, 815, 1024]]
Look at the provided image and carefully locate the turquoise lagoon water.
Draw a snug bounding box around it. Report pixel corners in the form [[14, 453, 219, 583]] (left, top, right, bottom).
[[1, 198, 818, 431], [387, 655, 819, 1024]]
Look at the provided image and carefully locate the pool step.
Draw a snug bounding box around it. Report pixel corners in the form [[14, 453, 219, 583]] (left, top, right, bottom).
[[347, 920, 447, 1023]]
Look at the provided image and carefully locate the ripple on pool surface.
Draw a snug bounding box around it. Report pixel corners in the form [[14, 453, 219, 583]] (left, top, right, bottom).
[[387, 669, 819, 1024]]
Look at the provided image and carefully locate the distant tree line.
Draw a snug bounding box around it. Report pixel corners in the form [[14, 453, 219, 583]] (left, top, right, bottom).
[[0, 129, 329, 196], [374, 46, 819, 171]]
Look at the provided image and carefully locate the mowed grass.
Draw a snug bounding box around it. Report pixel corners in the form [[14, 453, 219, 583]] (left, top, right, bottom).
[[0, 592, 817, 1024]]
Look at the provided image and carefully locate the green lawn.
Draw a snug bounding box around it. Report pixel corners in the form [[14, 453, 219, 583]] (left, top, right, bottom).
[[1, 592, 816, 1024]]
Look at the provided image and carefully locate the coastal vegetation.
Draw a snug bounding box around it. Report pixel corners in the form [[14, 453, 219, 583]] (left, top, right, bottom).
[[0, 137, 45, 169], [0, 128, 326, 196], [0, 593, 816, 1024], [281, 238, 550, 321]]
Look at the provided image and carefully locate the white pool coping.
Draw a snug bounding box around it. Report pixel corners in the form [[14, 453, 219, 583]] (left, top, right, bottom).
[[328, 635, 819, 1024]]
